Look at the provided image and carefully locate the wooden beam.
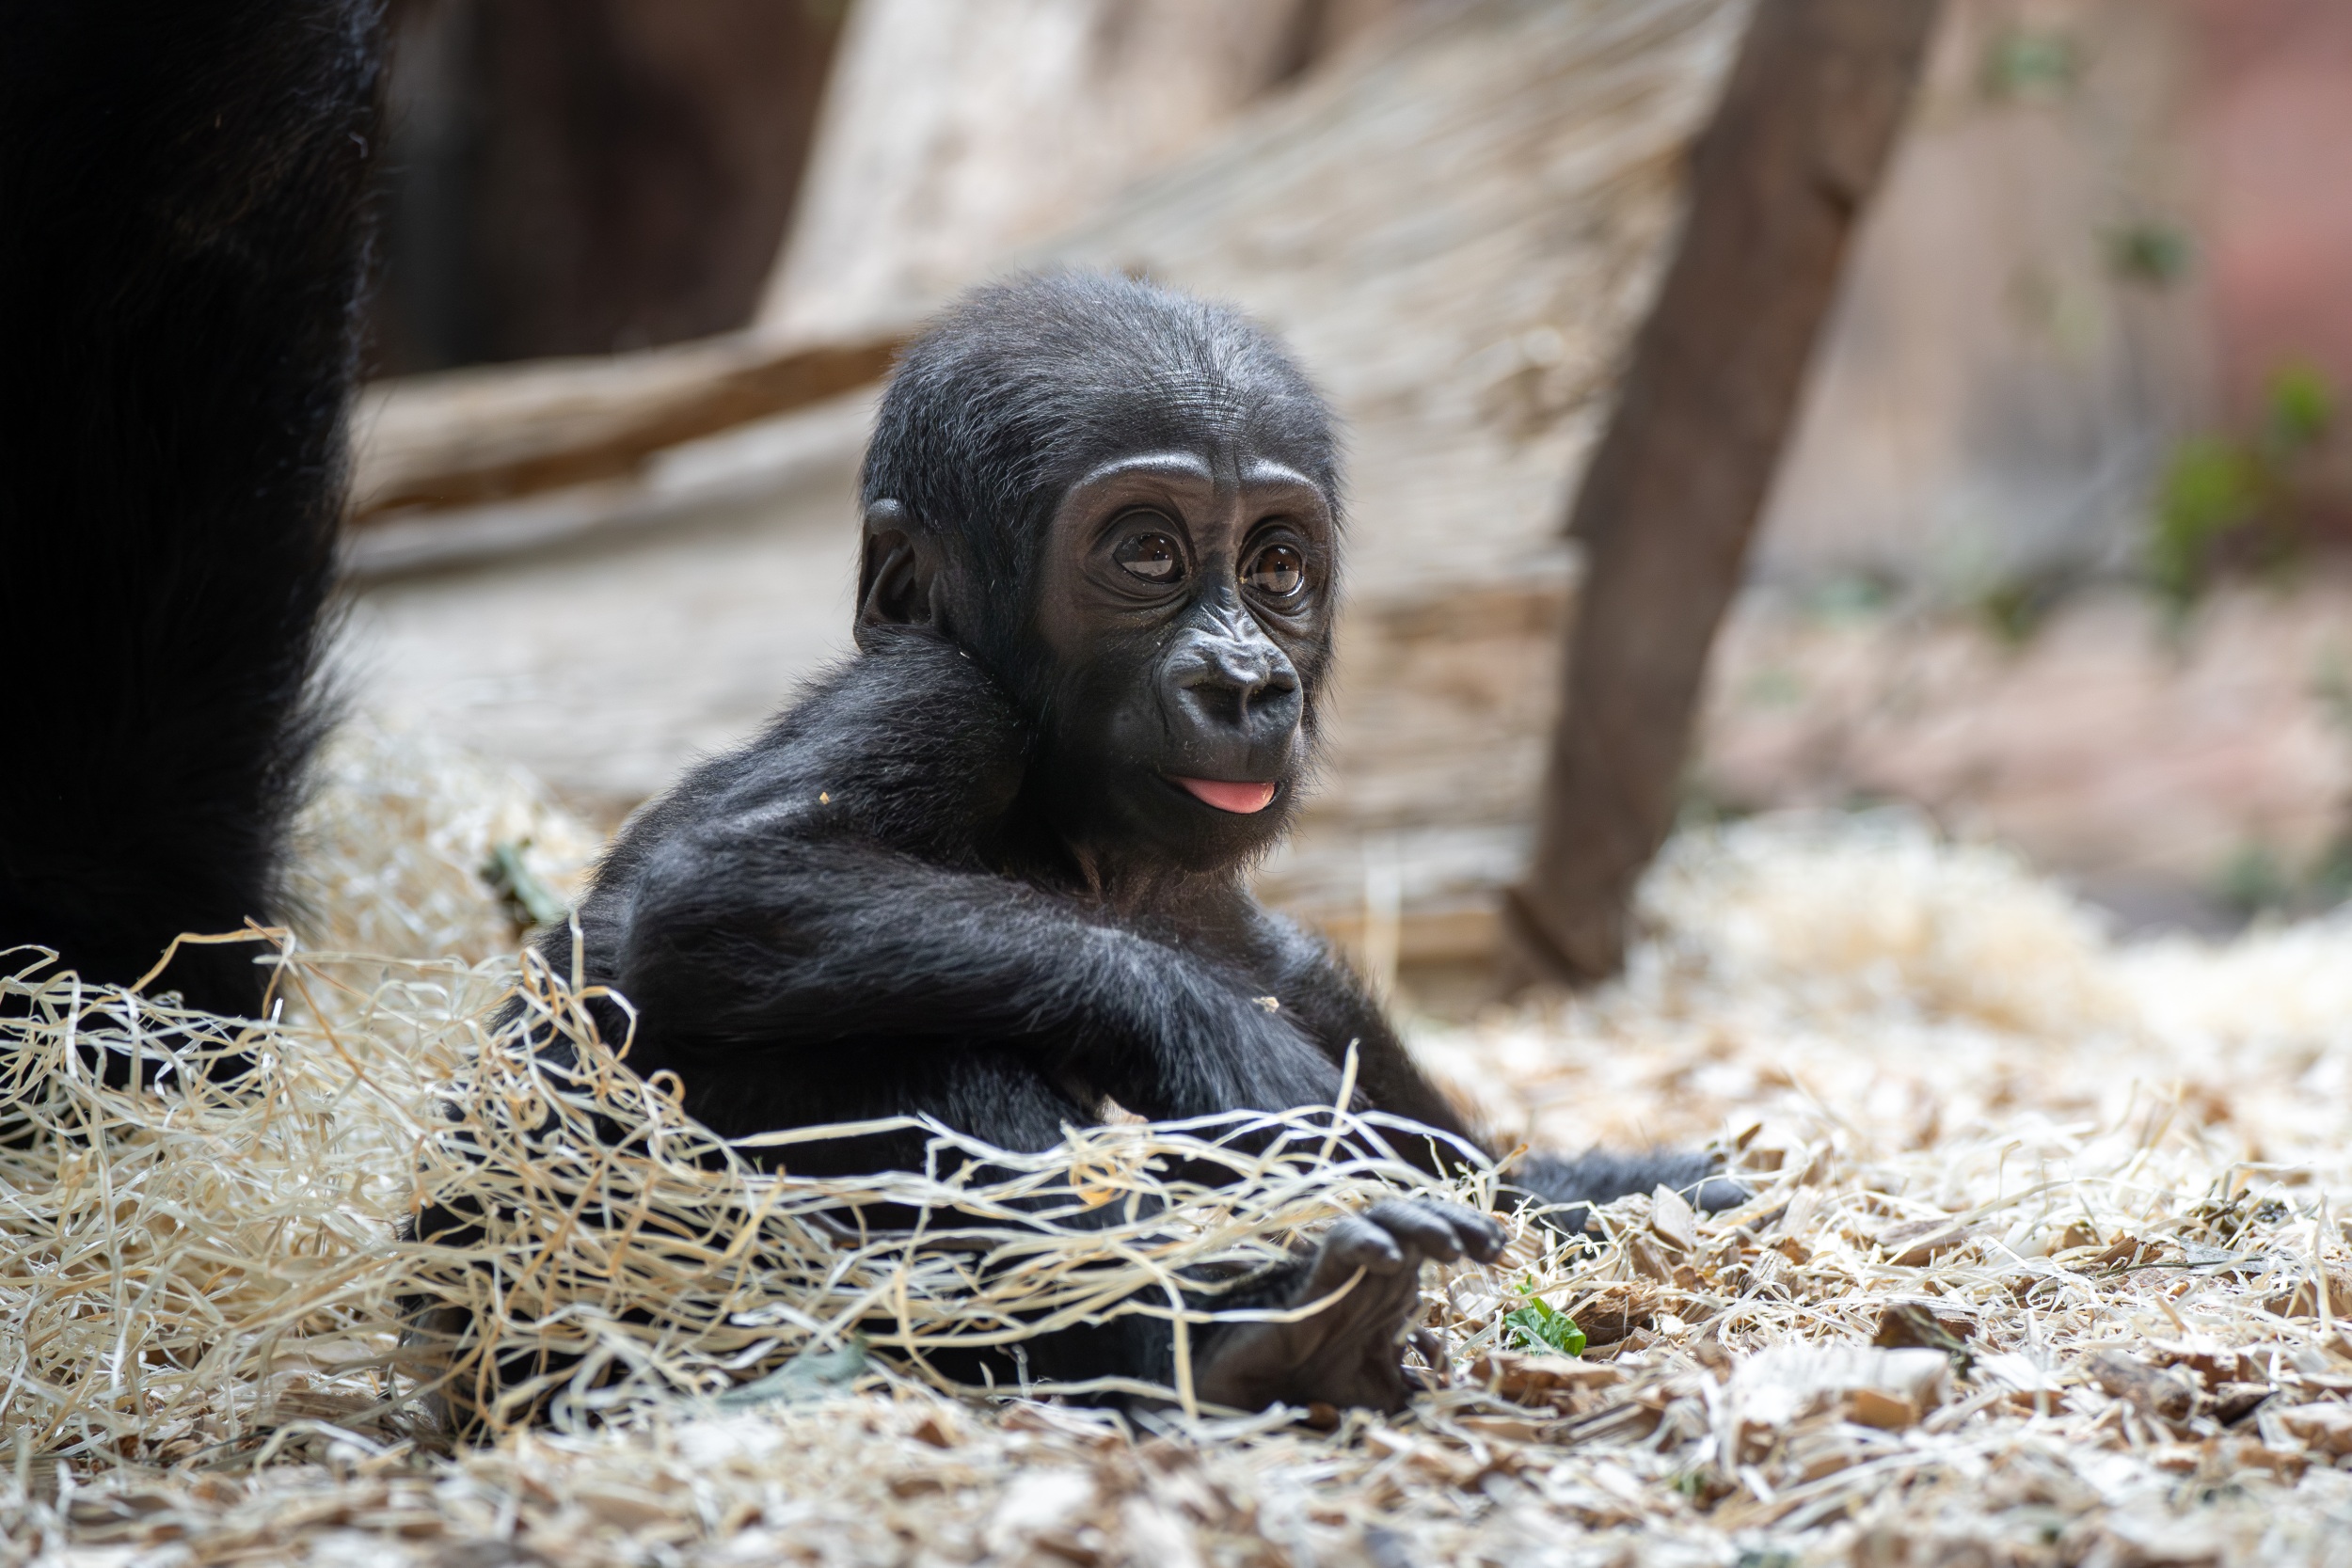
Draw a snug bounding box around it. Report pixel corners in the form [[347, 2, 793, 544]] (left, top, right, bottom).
[[347, 329, 903, 521], [1505, 0, 1941, 985]]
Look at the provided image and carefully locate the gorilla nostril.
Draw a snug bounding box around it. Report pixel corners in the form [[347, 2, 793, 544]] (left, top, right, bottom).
[[1171, 632, 1302, 729], [1188, 666, 1295, 724]]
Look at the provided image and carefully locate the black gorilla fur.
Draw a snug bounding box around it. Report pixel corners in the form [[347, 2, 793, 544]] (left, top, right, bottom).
[[0, 0, 381, 1018], [521, 274, 1737, 1412]]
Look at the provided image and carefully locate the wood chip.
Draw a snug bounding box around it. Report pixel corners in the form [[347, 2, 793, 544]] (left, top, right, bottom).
[[1877, 1217, 1987, 1267], [2275, 1402, 2352, 1456], [1471, 1351, 1627, 1410], [2088, 1350, 2199, 1424], [1649, 1184, 1699, 1254]]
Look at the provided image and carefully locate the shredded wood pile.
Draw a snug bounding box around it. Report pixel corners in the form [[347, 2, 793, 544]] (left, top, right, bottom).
[[4, 736, 2351, 1565]]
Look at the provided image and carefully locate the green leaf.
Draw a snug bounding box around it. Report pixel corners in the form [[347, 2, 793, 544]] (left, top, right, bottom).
[[1981, 27, 2078, 101], [482, 839, 569, 929], [2149, 437, 2264, 605], [2106, 222, 2192, 288], [1502, 1298, 1585, 1357], [2266, 363, 2334, 451]]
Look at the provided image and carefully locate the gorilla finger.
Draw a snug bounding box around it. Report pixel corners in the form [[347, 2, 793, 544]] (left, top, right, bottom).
[[1375, 1198, 1509, 1265], [1395, 1199, 1508, 1262], [1407, 1327, 1453, 1384], [1363, 1199, 1471, 1262], [1319, 1215, 1407, 1276], [1444, 1203, 1509, 1263]]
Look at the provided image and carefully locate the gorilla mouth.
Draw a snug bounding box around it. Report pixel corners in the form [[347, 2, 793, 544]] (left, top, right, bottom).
[[1170, 776, 1279, 814]]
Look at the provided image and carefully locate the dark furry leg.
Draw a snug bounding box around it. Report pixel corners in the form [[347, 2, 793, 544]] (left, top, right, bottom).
[[1505, 1149, 1748, 1238], [0, 1, 382, 1019]]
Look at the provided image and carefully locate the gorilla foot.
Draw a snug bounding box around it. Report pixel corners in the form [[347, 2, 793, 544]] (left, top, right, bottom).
[[1193, 1198, 1505, 1414], [1504, 1148, 1749, 1239]]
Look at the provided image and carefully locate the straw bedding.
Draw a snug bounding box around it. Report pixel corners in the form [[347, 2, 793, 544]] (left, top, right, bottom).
[[3, 726, 2350, 1566]]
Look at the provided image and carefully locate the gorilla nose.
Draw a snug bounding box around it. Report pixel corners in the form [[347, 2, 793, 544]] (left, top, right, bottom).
[[1174, 639, 1300, 730]]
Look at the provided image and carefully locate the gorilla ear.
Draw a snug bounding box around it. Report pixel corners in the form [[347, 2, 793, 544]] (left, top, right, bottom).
[[856, 499, 950, 637]]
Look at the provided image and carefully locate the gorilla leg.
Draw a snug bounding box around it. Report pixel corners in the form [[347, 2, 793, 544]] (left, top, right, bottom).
[[751, 1053, 1506, 1413], [0, 1, 378, 1018], [417, 1041, 1493, 1424], [1260, 920, 1746, 1233]]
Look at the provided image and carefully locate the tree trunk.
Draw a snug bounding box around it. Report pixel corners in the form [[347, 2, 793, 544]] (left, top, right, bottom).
[[369, 0, 845, 373], [1505, 0, 1941, 985], [755, 0, 1336, 338]]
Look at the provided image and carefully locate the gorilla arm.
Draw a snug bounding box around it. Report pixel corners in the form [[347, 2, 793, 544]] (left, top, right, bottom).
[[612, 838, 1349, 1136]]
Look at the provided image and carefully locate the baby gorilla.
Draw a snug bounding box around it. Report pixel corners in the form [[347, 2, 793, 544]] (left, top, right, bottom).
[[536, 272, 1729, 1411]]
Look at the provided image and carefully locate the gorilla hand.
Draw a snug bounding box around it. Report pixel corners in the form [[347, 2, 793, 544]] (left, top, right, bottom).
[[1193, 1198, 1506, 1414]]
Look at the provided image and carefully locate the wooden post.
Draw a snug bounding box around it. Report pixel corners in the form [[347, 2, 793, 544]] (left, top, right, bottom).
[[1505, 0, 1941, 985]]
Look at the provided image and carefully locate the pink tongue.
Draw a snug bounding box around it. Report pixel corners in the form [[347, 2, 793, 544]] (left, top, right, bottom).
[[1174, 777, 1278, 814]]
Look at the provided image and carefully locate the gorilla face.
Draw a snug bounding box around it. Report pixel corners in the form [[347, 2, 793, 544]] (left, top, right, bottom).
[[1027, 439, 1335, 874], [851, 274, 1344, 883]]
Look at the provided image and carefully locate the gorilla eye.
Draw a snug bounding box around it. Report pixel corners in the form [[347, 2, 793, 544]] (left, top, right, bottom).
[[1113, 530, 1184, 585], [1243, 543, 1306, 599]]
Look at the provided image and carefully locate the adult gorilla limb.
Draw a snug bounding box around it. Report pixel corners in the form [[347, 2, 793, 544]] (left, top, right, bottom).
[[0, 0, 380, 1016]]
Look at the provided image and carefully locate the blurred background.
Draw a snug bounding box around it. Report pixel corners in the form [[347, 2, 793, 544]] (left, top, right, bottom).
[[341, 0, 2352, 1011]]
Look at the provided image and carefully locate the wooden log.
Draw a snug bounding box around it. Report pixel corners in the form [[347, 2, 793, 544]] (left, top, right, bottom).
[[347, 329, 903, 520], [1505, 0, 1940, 985]]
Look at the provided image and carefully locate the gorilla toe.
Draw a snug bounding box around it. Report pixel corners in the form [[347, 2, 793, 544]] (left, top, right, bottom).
[[1359, 1197, 1507, 1267]]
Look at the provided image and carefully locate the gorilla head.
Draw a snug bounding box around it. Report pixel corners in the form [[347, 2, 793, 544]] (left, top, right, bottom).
[[856, 272, 1341, 875]]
